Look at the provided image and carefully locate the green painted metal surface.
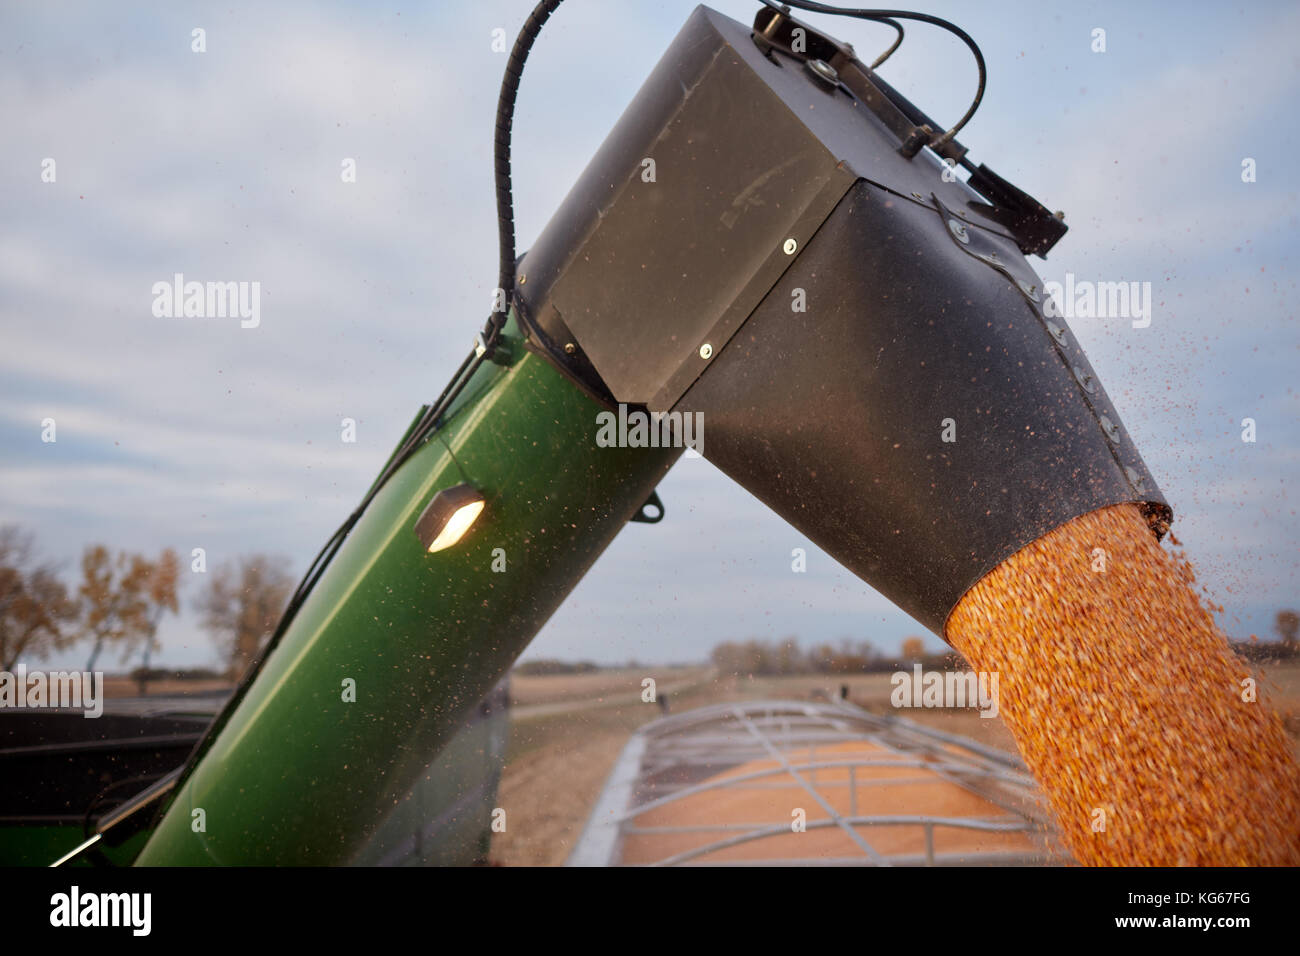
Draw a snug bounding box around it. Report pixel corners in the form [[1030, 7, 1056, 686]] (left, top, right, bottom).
[[0, 824, 149, 867], [135, 324, 679, 865], [0, 825, 82, 867], [350, 688, 507, 866]]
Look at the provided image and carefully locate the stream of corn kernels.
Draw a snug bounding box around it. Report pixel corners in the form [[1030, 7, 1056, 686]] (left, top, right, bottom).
[[946, 503, 1300, 865]]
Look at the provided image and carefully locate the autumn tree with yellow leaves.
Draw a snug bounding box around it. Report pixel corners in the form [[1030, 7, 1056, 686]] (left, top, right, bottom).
[[0, 525, 77, 670], [77, 545, 152, 672]]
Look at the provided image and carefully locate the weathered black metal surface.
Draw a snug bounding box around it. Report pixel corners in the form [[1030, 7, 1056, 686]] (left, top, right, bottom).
[[517, 4, 1032, 411], [0, 710, 208, 823], [674, 181, 1169, 637]]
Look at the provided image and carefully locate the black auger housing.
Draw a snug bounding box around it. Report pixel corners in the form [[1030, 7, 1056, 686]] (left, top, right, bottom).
[[513, 4, 1170, 636]]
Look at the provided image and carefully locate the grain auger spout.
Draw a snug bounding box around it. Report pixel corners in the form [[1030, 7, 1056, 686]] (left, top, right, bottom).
[[511, 4, 1170, 636]]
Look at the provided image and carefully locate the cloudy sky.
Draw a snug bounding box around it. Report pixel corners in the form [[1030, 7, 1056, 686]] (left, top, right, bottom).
[[3, 0, 1297, 670]]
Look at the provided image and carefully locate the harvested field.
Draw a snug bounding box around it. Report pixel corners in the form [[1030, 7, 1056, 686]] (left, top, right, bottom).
[[491, 654, 1300, 865]]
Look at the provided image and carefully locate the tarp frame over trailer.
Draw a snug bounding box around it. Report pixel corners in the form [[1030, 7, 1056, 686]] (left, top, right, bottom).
[[569, 699, 1067, 867]]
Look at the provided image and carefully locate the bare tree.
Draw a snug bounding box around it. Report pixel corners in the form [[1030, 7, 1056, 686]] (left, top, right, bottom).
[[121, 549, 181, 694], [1275, 610, 1299, 653], [712, 638, 880, 676], [77, 545, 151, 671], [0, 526, 76, 670], [195, 554, 293, 680]]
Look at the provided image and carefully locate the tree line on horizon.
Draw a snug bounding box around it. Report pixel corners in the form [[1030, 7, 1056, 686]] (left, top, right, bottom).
[[4, 523, 1297, 688], [0, 524, 294, 690], [710, 636, 952, 676], [711, 621, 1300, 675]]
